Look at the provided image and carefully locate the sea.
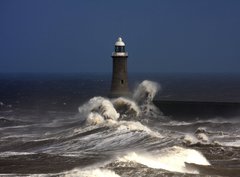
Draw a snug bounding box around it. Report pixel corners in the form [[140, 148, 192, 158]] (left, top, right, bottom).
[[0, 72, 240, 177]]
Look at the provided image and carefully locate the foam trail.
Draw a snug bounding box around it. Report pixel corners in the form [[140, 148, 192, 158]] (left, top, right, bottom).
[[119, 146, 210, 174], [28, 168, 120, 177], [0, 152, 35, 157], [61, 168, 120, 177], [222, 140, 240, 147]]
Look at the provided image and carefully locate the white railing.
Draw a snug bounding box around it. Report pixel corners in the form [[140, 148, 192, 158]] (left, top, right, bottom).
[[112, 52, 128, 57]]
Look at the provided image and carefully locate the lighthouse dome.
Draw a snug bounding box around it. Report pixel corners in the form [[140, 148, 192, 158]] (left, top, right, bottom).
[[115, 37, 125, 46]]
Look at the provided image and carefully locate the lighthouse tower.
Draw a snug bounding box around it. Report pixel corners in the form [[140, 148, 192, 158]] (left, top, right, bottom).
[[110, 37, 130, 98]]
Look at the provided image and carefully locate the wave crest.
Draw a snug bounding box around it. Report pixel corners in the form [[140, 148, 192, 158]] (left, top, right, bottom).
[[112, 97, 140, 117], [119, 146, 210, 174]]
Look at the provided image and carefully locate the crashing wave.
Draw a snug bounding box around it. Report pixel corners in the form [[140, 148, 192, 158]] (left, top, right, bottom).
[[132, 80, 163, 118], [118, 146, 210, 174], [112, 97, 140, 118], [78, 80, 165, 126], [79, 97, 120, 125], [133, 80, 160, 103], [182, 127, 222, 146]]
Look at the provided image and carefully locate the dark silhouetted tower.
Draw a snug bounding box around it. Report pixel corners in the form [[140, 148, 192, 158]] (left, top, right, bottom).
[[110, 37, 130, 97]]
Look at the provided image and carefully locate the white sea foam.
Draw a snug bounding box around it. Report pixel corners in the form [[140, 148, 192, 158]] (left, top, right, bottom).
[[61, 168, 120, 177], [167, 121, 192, 126], [182, 134, 199, 145], [99, 99, 120, 120], [117, 121, 163, 138], [183, 132, 210, 145], [79, 97, 120, 124], [0, 151, 35, 157], [28, 168, 120, 177], [86, 112, 105, 125], [221, 140, 240, 147], [196, 133, 209, 143], [119, 146, 210, 174]]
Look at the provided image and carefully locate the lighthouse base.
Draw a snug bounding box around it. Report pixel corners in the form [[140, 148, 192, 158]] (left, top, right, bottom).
[[109, 91, 132, 98]]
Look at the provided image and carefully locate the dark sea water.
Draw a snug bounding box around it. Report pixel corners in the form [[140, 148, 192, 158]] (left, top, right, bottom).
[[0, 73, 240, 177]]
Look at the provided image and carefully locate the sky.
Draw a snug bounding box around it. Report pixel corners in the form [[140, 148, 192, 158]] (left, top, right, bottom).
[[0, 0, 240, 73]]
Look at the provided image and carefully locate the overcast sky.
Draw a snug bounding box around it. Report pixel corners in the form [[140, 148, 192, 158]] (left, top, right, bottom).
[[1, 0, 240, 73]]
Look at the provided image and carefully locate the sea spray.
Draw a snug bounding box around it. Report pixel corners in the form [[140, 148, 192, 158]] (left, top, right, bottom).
[[133, 80, 163, 118], [133, 80, 161, 103]]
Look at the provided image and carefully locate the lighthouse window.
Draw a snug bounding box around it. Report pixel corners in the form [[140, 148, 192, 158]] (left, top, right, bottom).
[[115, 46, 125, 52], [115, 46, 121, 52], [121, 80, 124, 84]]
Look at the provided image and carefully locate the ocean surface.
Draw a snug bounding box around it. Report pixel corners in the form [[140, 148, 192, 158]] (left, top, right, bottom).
[[0, 73, 240, 177]]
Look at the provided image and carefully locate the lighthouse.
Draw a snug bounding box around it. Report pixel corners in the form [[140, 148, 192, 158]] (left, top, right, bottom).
[[110, 37, 130, 98]]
